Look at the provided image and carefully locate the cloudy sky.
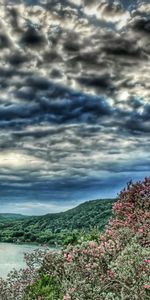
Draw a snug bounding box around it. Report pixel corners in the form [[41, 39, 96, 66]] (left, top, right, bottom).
[[0, 0, 149, 215]]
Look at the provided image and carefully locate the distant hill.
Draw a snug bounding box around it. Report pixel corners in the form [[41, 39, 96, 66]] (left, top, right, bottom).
[[39, 198, 116, 230], [0, 213, 27, 222], [0, 198, 116, 245]]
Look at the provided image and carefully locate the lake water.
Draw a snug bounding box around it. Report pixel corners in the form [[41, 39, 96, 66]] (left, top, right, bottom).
[[0, 243, 45, 279]]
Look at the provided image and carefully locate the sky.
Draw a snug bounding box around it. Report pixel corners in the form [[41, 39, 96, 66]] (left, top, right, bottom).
[[0, 0, 149, 215]]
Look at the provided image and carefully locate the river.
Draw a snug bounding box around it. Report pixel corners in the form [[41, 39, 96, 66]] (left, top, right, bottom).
[[0, 242, 48, 279]]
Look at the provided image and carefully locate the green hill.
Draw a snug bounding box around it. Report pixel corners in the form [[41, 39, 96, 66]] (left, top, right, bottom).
[[0, 213, 27, 222], [0, 198, 116, 245]]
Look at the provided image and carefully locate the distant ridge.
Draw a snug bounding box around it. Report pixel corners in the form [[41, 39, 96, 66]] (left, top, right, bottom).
[[0, 213, 27, 221], [0, 198, 116, 245]]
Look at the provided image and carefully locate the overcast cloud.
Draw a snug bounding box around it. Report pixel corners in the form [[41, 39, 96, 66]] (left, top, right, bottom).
[[0, 0, 149, 214]]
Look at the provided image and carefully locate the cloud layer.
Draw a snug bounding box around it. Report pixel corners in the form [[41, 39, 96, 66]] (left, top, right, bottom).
[[0, 0, 149, 214]]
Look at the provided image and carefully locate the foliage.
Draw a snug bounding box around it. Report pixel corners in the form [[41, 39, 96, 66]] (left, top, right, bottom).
[[0, 199, 114, 246], [0, 178, 149, 300], [0, 214, 26, 222], [23, 275, 63, 300]]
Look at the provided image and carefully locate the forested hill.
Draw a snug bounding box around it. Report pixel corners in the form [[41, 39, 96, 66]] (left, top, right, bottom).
[[0, 198, 116, 245], [0, 213, 27, 222]]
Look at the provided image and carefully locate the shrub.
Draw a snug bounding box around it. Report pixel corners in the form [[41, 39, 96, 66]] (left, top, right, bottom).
[[23, 275, 63, 300]]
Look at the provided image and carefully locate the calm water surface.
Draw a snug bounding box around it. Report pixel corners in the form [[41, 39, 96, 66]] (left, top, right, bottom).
[[0, 242, 47, 279]]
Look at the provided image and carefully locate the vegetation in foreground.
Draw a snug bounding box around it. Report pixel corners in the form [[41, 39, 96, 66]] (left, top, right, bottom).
[[0, 199, 115, 246], [0, 178, 150, 300]]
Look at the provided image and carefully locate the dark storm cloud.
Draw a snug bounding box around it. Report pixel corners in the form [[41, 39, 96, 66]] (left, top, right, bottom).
[[0, 77, 149, 134], [0, 33, 11, 49], [131, 17, 150, 33], [8, 52, 29, 66], [1, 0, 150, 101], [0, 88, 113, 126], [0, 0, 149, 213]]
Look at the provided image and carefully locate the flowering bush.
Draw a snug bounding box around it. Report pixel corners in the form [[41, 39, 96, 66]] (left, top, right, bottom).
[[0, 178, 149, 300]]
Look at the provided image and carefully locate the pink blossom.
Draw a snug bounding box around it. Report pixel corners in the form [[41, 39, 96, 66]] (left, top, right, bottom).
[[138, 228, 145, 233], [82, 249, 88, 254], [88, 241, 97, 247], [139, 191, 145, 196], [144, 259, 150, 264], [64, 294, 71, 300], [64, 253, 73, 262], [144, 285, 150, 289], [107, 269, 115, 278]]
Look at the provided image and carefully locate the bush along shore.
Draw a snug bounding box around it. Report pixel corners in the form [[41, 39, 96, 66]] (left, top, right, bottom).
[[0, 177, 150, 300]]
